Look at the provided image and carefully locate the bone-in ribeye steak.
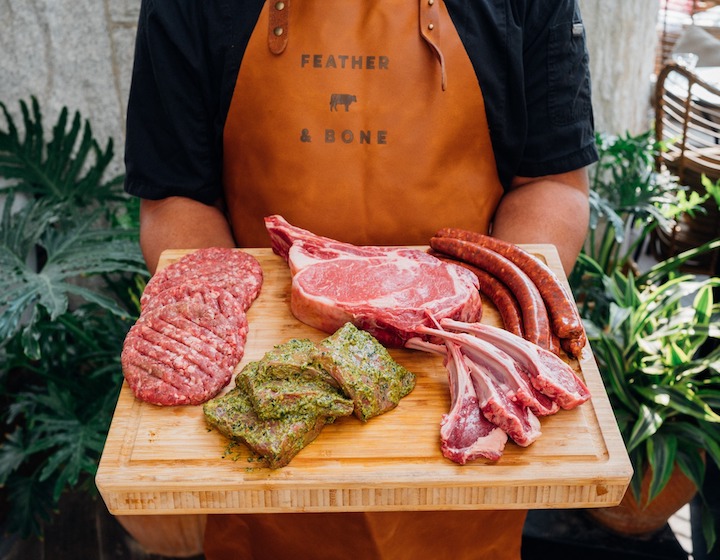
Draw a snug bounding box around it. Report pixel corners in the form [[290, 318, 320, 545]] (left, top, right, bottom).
[[265, 215, 483, 347]]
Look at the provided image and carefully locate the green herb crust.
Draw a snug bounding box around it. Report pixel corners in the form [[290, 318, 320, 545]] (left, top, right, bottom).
[[203, 323, 416, 467], [315, 323, 416, 422], [203, 387, 330, 469], [235, 338, 353, 420]]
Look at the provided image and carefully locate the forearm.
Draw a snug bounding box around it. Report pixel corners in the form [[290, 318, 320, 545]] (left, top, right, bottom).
[[491, 169, 590, 275], [139, 196, 236, 274]]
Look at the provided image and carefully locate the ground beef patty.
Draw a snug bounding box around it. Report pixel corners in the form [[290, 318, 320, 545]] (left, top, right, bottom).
[[122, 290, 248, 406], [140, 247, 263, 312]]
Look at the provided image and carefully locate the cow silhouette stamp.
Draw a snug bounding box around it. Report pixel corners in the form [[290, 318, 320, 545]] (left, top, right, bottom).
[[330, 94, 357, 112]]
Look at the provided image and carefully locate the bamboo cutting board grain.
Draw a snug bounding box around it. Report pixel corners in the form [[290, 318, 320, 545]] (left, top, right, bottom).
[[96, 246, 632, 516]]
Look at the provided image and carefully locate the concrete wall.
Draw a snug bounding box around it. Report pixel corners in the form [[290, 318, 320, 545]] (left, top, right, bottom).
[[579, 0, 660, 137], [0, 0, 659, 179], [0, 0, 139, 176]]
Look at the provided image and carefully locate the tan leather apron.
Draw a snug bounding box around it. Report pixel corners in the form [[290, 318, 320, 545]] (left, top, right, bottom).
[[222, 0, 504, 248], [209, 2, 525, 559]]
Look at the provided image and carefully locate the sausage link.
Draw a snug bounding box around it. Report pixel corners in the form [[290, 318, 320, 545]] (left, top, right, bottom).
[[430, 236, 552, 351], [429, 250, 524, 338], [435, 228, 585, 342], [561, 334, 586, 358]]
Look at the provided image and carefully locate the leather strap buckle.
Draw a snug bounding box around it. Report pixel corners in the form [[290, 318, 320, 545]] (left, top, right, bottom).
[[268, 0, 289, 55], [419, 0, 447, 90]]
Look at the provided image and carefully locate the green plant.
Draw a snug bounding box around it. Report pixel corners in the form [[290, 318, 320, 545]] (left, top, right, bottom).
[[572, 130, 720, 552], [701, 174, 720, 209], [578, 131, 705, 280], [579, 250, 720, 551], [0, 97, 147, 537]]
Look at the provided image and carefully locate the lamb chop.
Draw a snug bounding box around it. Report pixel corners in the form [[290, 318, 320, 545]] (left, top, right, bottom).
[[439, 319, 590, 410], [406, 337, 507, 463]]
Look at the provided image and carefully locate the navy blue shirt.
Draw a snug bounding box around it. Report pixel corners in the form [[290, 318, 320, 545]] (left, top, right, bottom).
[[124, 0, 597, 204]]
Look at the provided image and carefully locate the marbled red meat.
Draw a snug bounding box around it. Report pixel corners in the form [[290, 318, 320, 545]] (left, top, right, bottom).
[[265, 215, 482, 347], [122, 291, 248, 406]]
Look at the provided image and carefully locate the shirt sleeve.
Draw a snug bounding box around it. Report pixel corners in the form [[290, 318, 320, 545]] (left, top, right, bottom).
[[449, 0, 597, 188], [516, 0, 598, 178], [124, 0, 227, 204]]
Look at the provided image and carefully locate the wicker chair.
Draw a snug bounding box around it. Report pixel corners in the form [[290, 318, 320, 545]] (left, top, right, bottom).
[[651, 62, 720, 275], [656, 0, 720, 74]]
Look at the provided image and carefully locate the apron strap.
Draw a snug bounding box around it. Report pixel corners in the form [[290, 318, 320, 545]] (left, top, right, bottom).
[[268, 0, 445, 88], [268, 0, 289, 54], [419, 0, 447, 90]]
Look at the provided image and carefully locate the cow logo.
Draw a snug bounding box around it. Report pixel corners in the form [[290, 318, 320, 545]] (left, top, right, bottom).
[[330, 93, 357, 112]]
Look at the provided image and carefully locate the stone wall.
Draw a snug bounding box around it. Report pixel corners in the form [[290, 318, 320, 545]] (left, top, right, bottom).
[[0, 0, 140, 177]]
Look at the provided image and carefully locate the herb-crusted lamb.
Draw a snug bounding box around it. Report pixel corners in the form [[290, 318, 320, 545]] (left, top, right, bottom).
[[203, 323, 416, 468], [314, 323, 416, 421], [235, 338, 353, 420], [203, 387, 331, 469]]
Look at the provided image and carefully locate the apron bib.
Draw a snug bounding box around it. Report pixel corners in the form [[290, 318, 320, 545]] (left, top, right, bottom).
[[222, 0, 504, 247], [211, 4, 525, 559]]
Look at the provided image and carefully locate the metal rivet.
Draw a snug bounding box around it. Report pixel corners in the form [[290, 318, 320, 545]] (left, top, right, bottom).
[[428, 0, 435, 4], [275, 1, 285, 10], [427, 23, 434, 31], [273, 26, 284, 36]]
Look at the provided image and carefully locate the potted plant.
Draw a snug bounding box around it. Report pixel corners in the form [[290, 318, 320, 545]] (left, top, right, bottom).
[[579, 250, 719, 549], [0, 97, 147, 539], [570, 131, 720, 553], [572, 130, 706, 283]]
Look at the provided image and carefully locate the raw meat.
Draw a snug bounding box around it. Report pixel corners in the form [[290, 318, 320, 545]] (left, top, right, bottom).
[[314, 322, 416, 421], [122, 290, 248, 406], [203, 322, 416, 467], [265, 215, 482, 347], [440, 319, 590, 410], [141, 247, 263, 312], [415, 326, 542, 448], [123, 247, 263, 406], [407, 337, 507, 463], [234, 338, 353, 420], [418, 327, 559, 417], [408, 318, 591, 462], [203, 386, 332, 469], [463, 356, 542, 447]]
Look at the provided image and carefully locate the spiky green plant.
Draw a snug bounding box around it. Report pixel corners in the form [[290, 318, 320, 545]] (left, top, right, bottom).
[[580, 250, 720, 552], [0, 97, 148, 537]]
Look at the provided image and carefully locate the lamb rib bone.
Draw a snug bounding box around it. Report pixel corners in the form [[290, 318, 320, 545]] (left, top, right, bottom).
[[423, 328, 559, 417], [406, 337, 507, 463], [415, 325, 543, 446], [439, 319, 590, 410]]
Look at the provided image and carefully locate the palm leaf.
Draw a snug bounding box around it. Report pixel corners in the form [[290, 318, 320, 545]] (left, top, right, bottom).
[[0, 197, 146, 352], [639, 238, 720, 286], [646, 434, 677, 504], [0, 97, 122, 204], [636, 385, 720, 423], [667, 423, 720, 469], [626, 403, 665, 452]]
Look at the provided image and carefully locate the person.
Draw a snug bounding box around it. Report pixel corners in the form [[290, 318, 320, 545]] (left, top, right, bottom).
[[123, 1, 597, 558]]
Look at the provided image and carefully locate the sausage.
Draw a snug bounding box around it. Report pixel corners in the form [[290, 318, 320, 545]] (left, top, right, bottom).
[[435, 228, 585, 343], [561, 334, 586, 358], [429, 250, 524, 338], [467, 267, 525, 339], [429, 236, 552, 351]]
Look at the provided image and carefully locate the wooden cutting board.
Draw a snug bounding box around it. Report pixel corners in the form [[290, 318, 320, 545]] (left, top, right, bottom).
[[96, 246, 632, 516]]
